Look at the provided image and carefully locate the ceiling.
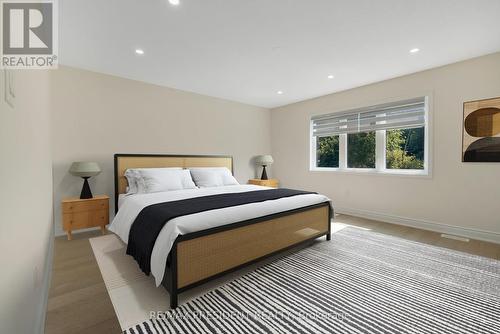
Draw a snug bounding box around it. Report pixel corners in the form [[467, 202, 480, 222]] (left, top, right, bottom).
[[60, 0, 500, 108]]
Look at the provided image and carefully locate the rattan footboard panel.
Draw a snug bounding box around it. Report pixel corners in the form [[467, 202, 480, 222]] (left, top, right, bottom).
[[176, 204, 330, 288]]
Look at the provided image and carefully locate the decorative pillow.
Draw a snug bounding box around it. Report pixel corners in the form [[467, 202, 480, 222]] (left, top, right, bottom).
[[124, 168, 196, 193], [189, 167, 239, 188], [136, 168, 197, 193], [124, 169, 140, 194], [125, 169, 157, 194], [135, 171, 147, 193]]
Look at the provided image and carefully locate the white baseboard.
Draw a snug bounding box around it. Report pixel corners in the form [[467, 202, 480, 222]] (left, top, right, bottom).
[[336, 207, 500, 245]]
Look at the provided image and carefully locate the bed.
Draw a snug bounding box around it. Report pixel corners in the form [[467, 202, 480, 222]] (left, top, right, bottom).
[[111, 154, 332, 308]]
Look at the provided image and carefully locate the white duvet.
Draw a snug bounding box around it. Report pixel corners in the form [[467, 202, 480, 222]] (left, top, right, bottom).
[[109, 184, 330, 286]]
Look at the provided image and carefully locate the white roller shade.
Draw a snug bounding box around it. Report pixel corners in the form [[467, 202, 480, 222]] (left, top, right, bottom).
[[312, 97, 426, 137]]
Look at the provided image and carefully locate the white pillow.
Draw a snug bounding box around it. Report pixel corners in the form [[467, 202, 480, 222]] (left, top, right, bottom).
[[124, 169, 140, 194], [124, 168, 196, 194], [137, 168, 197, 193], [125, 168, 169, 194], [178, 170, 197, 189], [189, 167, 239, 188]]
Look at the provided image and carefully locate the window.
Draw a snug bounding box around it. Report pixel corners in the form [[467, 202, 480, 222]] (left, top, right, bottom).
[[386, 127, 425, 169], [348, 132, 376, 168], [311, 97, 428, 175], [316, 135, 339, 168]]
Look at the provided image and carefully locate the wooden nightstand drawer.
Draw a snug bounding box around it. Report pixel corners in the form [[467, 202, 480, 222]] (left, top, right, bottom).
[[62, 199, 108, 213], [248, 179, 279, 188], [63, 210, 108, 230], [92, 209, 108, 226], [63, 212, 91, 229], [61, 195, 110, 240]]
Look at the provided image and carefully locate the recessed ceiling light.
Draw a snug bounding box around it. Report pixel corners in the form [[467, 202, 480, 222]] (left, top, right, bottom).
[[135, 49, 144, 55], [169, 0, 180, 5], [327, 75, 334, 79], [277, 91, 283, 95], [409, 48, 420, 54]]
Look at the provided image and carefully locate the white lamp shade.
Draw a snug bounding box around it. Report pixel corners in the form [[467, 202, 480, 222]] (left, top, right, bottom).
[[256, 155, 274, 165], [69, 162, 101, 177]]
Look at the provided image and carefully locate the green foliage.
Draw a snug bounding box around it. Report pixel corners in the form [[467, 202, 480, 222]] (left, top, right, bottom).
[[386, 127, 424, 169], [317, 136, 339, 167], [316, 127, 425, 170], [348, 131, 376, 168]]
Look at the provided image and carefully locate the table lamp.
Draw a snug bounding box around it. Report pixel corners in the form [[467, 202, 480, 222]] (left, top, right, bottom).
[[69, 162, 101, 199], [255, 155, 274, 180]]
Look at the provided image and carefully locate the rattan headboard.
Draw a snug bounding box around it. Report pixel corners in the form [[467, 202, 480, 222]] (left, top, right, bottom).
[[113, 154, 233, 212]]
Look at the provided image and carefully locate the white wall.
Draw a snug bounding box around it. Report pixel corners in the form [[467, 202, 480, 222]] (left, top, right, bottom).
[[51, 66, 271, 236], [0, 70, 53, 333], [271, 52, 500, 242]]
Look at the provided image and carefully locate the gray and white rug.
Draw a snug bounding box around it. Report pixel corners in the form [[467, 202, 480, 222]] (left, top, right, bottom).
[[123, 227, 500, 334]]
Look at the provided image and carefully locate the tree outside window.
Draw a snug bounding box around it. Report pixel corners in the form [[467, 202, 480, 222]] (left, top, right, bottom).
[[386, 127, 424, 169], [316, 136, 339, 168]]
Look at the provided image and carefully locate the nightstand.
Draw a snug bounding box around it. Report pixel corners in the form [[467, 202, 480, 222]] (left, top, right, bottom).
[[62, 195, 109, 240], [248, 178, 279, 188]]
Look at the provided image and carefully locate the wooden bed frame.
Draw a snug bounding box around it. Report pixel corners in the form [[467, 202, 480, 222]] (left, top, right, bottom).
[[114, 154, 332, 308]]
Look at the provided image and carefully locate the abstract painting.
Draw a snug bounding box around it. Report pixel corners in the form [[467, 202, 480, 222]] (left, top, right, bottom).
[[462, 97, 500, 162]]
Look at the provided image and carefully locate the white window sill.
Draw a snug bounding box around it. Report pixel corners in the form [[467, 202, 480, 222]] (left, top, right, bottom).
[[310, 167, 431, 178]]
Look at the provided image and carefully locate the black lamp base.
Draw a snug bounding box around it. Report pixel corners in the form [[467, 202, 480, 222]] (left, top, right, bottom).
[[260, 165, 268, 180], [80, 177, 93, 199]]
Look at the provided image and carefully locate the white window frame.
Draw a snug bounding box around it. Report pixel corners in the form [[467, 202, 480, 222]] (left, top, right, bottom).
[[310, 96, 431, 177]]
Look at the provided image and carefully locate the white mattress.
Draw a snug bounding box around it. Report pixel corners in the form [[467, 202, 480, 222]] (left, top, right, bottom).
[[109, 185, 330, 286]]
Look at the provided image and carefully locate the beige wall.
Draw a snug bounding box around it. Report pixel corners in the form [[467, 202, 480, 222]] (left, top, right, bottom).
[[271, 52, 500, 242], [0, 70, 53, 333], [1, 42, 496, 334], [51, 66, 271, 236], [50, 54, 500, 240]]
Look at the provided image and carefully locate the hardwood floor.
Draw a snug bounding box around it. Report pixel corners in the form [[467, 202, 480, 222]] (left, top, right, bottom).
[[45, 229, 121, 334], [334, 214, 500, 260], [45, 214, 500, 334]]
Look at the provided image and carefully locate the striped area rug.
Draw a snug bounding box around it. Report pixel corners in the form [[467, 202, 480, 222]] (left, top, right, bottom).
[[124, 227, 500, 334]]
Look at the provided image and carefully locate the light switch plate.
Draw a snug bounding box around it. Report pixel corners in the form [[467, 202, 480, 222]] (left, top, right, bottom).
[[4, 69, 15, 108]]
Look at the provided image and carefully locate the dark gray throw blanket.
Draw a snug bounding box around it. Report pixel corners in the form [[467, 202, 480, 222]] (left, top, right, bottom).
[[127, 188, 320, 274]]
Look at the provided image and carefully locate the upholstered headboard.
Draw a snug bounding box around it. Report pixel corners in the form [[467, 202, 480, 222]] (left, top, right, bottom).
[[113, 154, 233, 212]]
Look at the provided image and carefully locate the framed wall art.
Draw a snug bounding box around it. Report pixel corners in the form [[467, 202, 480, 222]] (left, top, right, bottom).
[[462, 97, 500, 162]]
